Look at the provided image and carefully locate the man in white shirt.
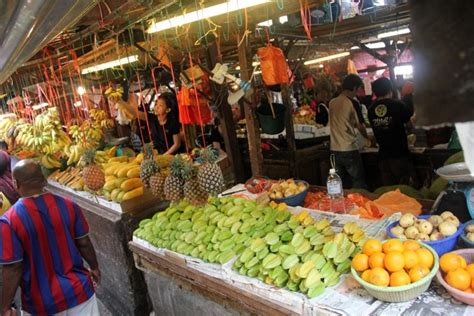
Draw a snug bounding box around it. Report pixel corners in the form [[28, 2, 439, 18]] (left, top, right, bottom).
[[329, 74, 369, 189]]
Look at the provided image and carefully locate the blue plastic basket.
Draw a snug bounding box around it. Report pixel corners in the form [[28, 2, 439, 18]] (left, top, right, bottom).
[[460, 219, 474, 248], [271, 180, 309, 207], [386, 215, 463, 256]]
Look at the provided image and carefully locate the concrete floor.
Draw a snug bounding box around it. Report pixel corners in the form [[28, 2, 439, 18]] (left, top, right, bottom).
[[97, 299, 113, 316]]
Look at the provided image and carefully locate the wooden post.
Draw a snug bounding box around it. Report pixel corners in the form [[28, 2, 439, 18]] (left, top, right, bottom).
[[281, 84, 297, 177], [205, 41, 245, 183], [238, 41, 263, 176]]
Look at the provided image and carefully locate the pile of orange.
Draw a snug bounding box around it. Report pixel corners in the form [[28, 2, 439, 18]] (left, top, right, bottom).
[[352, 239, 434, 287], [439, 252, 474, 292]]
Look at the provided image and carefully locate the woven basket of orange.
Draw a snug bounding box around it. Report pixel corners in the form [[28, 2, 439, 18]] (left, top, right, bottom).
[[351, 238, 439, 302], [436, 249, 474, 305]]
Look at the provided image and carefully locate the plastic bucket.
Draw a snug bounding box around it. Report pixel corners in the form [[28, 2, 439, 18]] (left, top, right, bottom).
[[271, 181, 309, 207], [386, 215, 463, 256], [257, 102, 286, 135]]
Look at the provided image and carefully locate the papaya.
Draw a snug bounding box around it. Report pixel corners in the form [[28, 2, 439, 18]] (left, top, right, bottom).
[[121, 178, 143, 191], [122, 186, 144, 201]]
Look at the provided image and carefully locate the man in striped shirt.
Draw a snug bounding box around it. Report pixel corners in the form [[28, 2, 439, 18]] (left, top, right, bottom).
[[0, 160, 100, 315]]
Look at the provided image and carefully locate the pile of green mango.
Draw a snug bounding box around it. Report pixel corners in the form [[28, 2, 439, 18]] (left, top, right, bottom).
[[134, 196, 367, 299], [134, 196, 292, 264], [233, 218, 366, 298]]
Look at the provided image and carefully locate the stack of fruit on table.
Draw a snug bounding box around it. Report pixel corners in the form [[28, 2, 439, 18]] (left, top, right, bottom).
[[387, 212, 462, 256], [48, 144, 173, 203], [351, 238, 438, 302], [134, 195, 368, 298]]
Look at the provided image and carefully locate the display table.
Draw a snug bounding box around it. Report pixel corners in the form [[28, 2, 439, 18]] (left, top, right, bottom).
[[129, 184, 474, 316], [130, 241, 296, 316], [130, 200, 474, 316], [47, 182, 169, 315]]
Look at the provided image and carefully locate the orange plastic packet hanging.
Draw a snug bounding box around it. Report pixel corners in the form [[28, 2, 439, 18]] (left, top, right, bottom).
[[257, 44, 289, 86]]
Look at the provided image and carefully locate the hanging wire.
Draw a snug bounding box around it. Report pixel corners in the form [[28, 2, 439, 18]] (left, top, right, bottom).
[[136, 71, 154, 143], [276, 0, 284, 10], [187, 53, 207, 148]]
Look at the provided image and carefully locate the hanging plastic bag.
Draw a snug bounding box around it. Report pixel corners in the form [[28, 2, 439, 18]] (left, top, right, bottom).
[[257, 44, 289, 86], [177, 74, 212, 125]]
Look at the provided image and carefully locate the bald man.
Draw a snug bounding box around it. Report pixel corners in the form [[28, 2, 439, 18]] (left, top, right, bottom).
[[0, 160, 100, 316]]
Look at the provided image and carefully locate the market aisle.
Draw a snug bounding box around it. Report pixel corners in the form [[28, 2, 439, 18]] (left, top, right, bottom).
[[97, 299, 113, 316]]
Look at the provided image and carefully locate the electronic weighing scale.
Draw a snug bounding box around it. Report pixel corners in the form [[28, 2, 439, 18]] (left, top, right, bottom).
[[431, 162, 474, 223]]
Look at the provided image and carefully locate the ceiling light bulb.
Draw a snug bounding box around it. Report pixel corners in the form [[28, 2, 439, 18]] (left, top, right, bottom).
[[377, 27, 410, 39], [147, 0, 271, 33], [304, 52, 350, 66], [81, 55, 139, 74]]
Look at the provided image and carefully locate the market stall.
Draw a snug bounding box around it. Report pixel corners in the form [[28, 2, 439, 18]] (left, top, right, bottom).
[[1, 0, 474, 315], [129, 183, 474, 315]]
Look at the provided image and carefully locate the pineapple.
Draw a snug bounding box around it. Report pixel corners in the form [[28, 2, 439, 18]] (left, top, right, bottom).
[[197, 147, 224, 196], [163, 156, 185, 202], [182, 160, 208, 205], [149, 172, 166, 198], [82, 149, 105, 191], [140, 143, 159, 188]]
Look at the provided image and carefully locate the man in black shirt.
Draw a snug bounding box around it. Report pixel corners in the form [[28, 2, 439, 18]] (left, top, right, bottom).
[[368, 77, 415, 186]]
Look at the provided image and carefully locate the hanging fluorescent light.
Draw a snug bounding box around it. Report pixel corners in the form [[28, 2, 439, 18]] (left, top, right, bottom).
[[257, 19, 273, 27], [352, 40, 405, 50], [304, 52, 350, 66], [147, 0, 271, 33], [279, 15, 288, 24], [377, 27, 410, 39], [81, 55, 139, 74]]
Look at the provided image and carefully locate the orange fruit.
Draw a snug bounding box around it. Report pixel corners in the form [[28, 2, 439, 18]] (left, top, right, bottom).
[[465, 288, 473, 293], [384, 251, 405, 273], [440, 253, 467, 273], [352, 253, 369, 272], [466, 263, 474, 279], [446, 268, 471, 291], [403, 250, 419, 270], [369, 252, 385, 269], [382, 239, 404, 254], [416, 248, 434, 269], [403, 240, 421, 251], [361, 269, 372, 282], [390, 270, 411, 287], [471, 277, 474, 290], [363, 239, 383, 256], [408, 264, 430, 283], [368, 267, 390, 287]]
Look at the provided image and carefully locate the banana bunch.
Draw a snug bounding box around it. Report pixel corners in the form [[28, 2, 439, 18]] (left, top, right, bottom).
[[100, 119, 115, 129], [69, 122, 103, 148], [68, 125, 82, 140], [0, 118, 16, 141], [34, 109, 61, 132], [77, 150, 109, 167], [40, 154, 62, 169], [90, 109, 107, 122], [64, 144, 85, 166], [90, 109, 115, 129], [104, 86, 124, 99]]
